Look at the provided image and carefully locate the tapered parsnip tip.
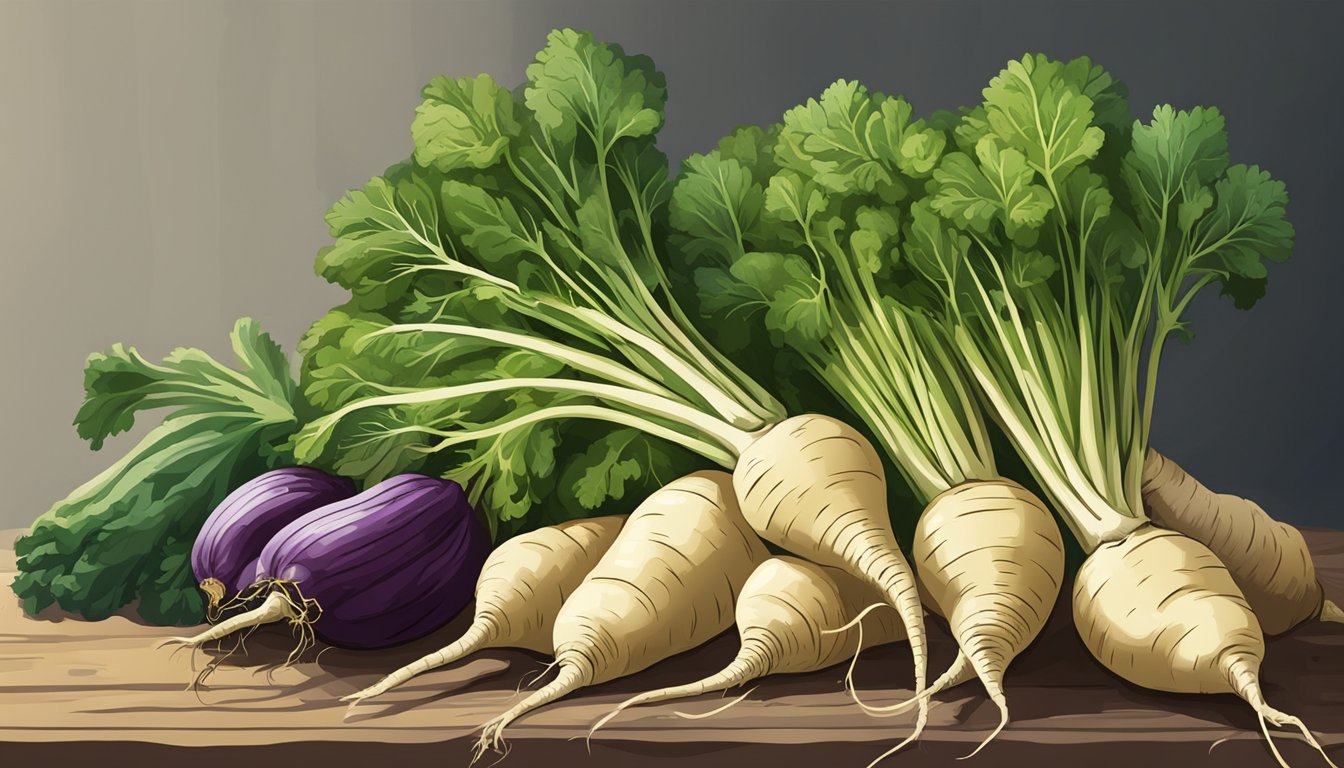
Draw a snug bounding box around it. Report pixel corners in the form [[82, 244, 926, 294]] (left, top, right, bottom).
[[1321, 599, 1344, 624], [673, 687, 756, 720], [339, 680, 389, 702], [339, 689, 373, 703], [586, 701, 629, 743], [848, 651, 972, 719], [470, 729, 492, 764], [586, 699, 634, 749], [862, 703, 927, 768], [154, 637, 193, 649], [1255, 702, 1340, 768], [912, 697, 929, 741], [957, 695, 1008, 760], [472, 719, 509, 764]]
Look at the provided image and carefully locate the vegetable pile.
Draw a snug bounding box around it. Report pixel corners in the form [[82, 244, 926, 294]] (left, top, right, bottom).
[[292, 30, 934, 744], [11, 27, 1341, 768]]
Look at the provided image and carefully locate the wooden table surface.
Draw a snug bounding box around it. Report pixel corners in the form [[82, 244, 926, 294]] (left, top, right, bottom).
[[2, 528, 1342, 768]]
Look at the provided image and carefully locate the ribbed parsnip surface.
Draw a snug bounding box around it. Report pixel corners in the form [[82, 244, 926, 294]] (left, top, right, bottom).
[[904, 480, 1063, 752], [591, 556, 906, 733], [1142, 449, 1342, 634], [1075, 527, 1336, 767], [473, 471, 767, 755], [734, 415, 927, 693]]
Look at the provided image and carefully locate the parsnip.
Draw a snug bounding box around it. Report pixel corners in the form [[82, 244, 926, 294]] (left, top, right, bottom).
[[848, 479, 1064, 758], [734, 414, 931, 742], [1074, 526, 1336, 768], [590, 556, 907, 734], [473, 470, 767, 758], [1143, 449, 1342, 634]]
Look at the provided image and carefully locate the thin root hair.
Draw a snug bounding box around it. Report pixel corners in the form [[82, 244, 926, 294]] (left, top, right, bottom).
[[863, 718, 925, 768], [1258, 705, 1340, 768], [842, 614, 871, 704], [518, 660, 560, 694], [823, 601, 892, 635], [1261, 709, 1291, 768], [673, 686, 757, 719], [192, 622, 260, 693]]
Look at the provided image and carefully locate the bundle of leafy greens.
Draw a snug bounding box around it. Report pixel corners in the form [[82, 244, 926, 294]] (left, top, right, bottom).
[[665, 84, 1070, 550], [12, 319, 301, 624], [11, 30, 729, 627], [665, 84, 1000, 504], [901, 55, 1291, 551], [668, 57, 1289, 555], [289, 34, 944, 728], [291, 30, 765, 536], [297, 302, 705, 538]]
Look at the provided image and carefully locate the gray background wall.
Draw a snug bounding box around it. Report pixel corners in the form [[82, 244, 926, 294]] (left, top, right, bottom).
[[1, 0, 1339, 529]]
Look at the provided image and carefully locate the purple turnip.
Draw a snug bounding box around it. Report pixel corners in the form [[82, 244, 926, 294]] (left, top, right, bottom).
[[191, 467, 355, 617], [167, 473, 489, 651]]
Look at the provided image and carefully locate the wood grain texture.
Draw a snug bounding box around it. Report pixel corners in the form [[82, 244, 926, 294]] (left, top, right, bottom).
[[2, 529, 1342, 767]]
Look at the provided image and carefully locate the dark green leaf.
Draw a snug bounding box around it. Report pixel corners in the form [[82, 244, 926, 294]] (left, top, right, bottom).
[[669, 152, 763, 263], [1194, 164, 1293, 294], [13, 320, 299, 625]]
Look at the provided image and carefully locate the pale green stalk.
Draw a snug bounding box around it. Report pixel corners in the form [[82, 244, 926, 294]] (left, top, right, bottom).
[[303, 377, 756, 461]]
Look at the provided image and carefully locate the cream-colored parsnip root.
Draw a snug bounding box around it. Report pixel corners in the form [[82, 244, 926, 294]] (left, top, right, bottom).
[[850, 479, 1064, 758], [733, 414, 931, 743], [1075, 526, 1336, 768], [472, 470, 767, 758], [1142, 449, 1342, 635], [590, 556, 907, 734], [342, 515, 626, 705]]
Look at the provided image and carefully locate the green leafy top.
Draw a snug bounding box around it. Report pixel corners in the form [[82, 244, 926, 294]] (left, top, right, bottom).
[[76, 321, 295, 450], [524, 28, 666, 150], [672, 55, 1291, 549], [413, 74, 520, 173], [293, 30, 780, 534], [908, 55, 1291, 548], [669, 80, 997, 502], [295, 302, 703, 538], [13, 319, 301, 624]]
